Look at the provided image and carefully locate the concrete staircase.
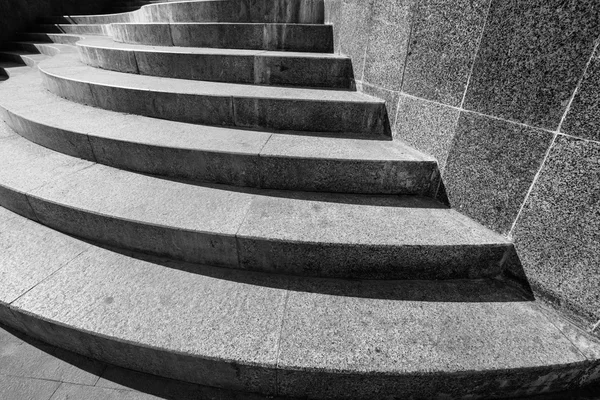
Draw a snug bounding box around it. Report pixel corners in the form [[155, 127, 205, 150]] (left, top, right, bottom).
[[0, 1, 598, 398]]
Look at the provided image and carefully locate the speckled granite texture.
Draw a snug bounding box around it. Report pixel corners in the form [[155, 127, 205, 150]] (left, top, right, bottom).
[[331, 0, 600, 331]]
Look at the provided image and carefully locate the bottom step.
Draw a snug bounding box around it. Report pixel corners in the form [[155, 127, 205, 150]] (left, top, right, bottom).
[[0, 206, 598, 399]]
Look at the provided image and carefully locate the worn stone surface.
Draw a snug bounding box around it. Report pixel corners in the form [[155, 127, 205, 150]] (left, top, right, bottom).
[[443, 111, 553, 233], [463, 0, 600, 130], [402, 0, 490, 106], [28, 164, 252, 267], [237, 193, 509, 279], [258, 134, 436, 194], [0, 375, 60, 400], [561, 46, 600, 142], [362, 0, 413, 91], [277, 278, 587, 399], [112, 22, 173, 46], [11, 246, 285, 393], [0, 326, 104, 385], [512, 136, 600, 323], [394, 94, 460, 170], [51, 384, 162, 399], [337, 0, 372, 80], [0, 207, 89, 304], [361, 82, 398, 129]]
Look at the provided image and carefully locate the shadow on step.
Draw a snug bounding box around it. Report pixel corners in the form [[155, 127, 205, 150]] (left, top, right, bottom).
[[80, 239, 535, 303]]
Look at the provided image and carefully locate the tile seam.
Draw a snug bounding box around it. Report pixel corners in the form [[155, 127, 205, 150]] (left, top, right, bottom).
[[397, 0, 417, 93], [458, 0, 493, 110]]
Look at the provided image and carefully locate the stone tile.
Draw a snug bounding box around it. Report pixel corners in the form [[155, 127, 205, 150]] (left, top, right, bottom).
[[29, 164, 254, 267], [561, 46, 600, 142], [78, 44, 139, 74], [336, 0, 372, 80], [512, 136, 600, 323], [0, 375, 60, 400], [402, 0, 490, 106], [0, 326, 104, 385], [463, 0, 600, 130], [394, 94, 460, 170], [0, 209, 89, 304], [50, 383, 161, 400], [277, 278, 586, 398], [361, 82, 399, 129], [113, 23, 173, 46], [11, 246, 286, 393], [362, 0, 413, 90], [443, 111, 553, 233]]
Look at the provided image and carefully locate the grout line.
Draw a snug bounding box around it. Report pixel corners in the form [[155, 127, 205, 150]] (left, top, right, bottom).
[[535, 303, 591, 361], [359, 44, 368, 83], [459, 0, 492, 110], [556, 37, 600, 133], [507, 132, 557, 239], [47, 381, 63, 400], [592, 319, 600, 333], [9, 249, 88, 306]]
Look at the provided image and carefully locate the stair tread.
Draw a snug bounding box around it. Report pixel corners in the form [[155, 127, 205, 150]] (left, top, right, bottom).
[[41, 53, 377, 102], [0, 205, 598, 398], [0, 132, 505, 248], [79, 35, 344, 59], [0, 72, 431, 163]]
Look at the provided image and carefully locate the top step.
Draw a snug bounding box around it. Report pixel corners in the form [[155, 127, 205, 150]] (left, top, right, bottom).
[[38, 0, 325, 25]]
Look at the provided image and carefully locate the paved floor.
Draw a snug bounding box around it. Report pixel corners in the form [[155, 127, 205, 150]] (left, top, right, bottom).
[[0, 323, 598, 400]]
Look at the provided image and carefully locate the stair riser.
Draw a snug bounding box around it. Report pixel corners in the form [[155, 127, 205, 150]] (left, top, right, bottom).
[[1, 307, 277, 395], [0, 185, 507, 280], [37, 24, 110, 35], [2, 107, 436, 194], [7, 42, 61, 57], [39, 0, 325, 25], [41, 71, 391, 137], [0, 305, 592, 400], [77, 45, 354, 88], [0, 53, 37, 68], [112, 23, 334, 52], [16, 33, 82, 45]]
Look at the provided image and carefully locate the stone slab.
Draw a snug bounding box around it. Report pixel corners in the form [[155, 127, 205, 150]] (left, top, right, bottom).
[[237, 192, 510, 279], [394, 94, 460, 171], [362, 0, 412, 91], [277, 277, 588, 399], [112, 22, 174, 46], [0, 375, 60, 400], [511, 136, 600, 324], [561, 47, 600, 142], [337, 0, 372, 81], [0, 326, 104, 385], [443, 111, 553, 233], [402, 0, 490, 106], [463, 0, 600, 130], [11, 246, 286, 393]]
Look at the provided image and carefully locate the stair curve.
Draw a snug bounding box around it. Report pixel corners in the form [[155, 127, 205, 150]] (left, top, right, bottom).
[[0, 71, 438, 194], [39, 52, 391, 137], [0, 206, 598, 399], [111, 22, 335, 52], [0, 130, 510, 280], [76, 36, 354, 88]]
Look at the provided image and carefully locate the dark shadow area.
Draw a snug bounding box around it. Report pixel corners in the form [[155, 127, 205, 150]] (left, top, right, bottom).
[[72, 237, 535, 303]]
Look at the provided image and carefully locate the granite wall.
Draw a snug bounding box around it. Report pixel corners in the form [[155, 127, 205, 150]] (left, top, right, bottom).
[[326, 0, 600, 335], [0, 0, 112, 45]]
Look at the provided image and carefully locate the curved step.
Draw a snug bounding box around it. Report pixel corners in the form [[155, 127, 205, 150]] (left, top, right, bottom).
[[39, 53, 390, 137], [77, 36, 352, 88], [0, 51, 49, 68], [38, 0, 325, 25], [16, 32, 83, 45], [37, 23, 111, 35], [0, 71, 436, 194], [0, 207, 598, 399], [0, 131, 510, 280], [111, 22, 334, 52]]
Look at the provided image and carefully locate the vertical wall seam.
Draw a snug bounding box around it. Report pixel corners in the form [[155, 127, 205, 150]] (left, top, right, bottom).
[[556, 36, 600, 133], [458, 0, 493, 110], [398, 0, 419, 92]]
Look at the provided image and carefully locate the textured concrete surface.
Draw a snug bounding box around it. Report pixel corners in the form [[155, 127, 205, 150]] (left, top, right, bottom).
[[562, 47, 600, 142], [336, 0, 371, 80], [443, 111, 553, 233], [463, 0, 600, 130], [394, 94, 460, 171], [402, 0, 490, 106], [512, 136, 600, 324]]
